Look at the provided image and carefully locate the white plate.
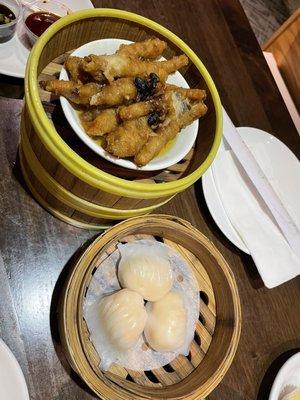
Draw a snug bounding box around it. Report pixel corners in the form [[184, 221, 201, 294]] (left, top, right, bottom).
[[0, 0, 94, 78], [59, 38, 199, 171], [0, 339, 29, 400], [202, 126, 300, 254], [269, 352, 300, 400]]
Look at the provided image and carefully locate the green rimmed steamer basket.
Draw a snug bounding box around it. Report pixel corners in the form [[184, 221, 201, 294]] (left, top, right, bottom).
[[21, 8, 222, 229]]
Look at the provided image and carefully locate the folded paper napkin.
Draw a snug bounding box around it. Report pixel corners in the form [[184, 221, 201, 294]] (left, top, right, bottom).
[[212, 142, 300, 288]]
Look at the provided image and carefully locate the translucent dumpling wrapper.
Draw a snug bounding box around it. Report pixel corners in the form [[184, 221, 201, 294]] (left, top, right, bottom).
[[118, 241, 173, 301], [145, 291, 187, 352], [85, 288, 148, 370], [84, 239, 199, 371], [98, 289, 147, 351]]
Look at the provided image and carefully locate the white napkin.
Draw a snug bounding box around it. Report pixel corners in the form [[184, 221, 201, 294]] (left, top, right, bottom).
[[212, 144, 300, 288]]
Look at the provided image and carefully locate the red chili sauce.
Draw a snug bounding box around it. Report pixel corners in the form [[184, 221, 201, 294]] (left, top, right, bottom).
[[25, 11, 59, 37]]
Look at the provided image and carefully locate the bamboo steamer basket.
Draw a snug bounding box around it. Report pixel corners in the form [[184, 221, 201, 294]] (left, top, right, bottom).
[[21, 9, 222, 230], [59, 215, 241, 399]]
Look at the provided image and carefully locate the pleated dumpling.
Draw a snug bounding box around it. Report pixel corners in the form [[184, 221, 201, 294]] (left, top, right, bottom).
[[118, 242, 173, 301], [144, 291, 187, 352], [98, 289, 147, 351]]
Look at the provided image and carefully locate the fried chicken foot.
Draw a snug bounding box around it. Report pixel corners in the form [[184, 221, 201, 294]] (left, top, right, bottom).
[[134, 119, 180, 166], [89, 78, 137, 107], [166, 85, 206, 101], [80, 108, 103, 122], [118, 85, 203, 121], [81, 109, 119, 137], [134, 100, 207, 166], [65, 56, 82, 82], [83, 54, 188, 82], [40, 80, 101, 105], [179, 102, 208, 128], [64, 56, 96, 84], [117, 38, 167, 59], [104, 117, 152, 158], [119, 97, 166, 121], [83, 96, 168, 137]]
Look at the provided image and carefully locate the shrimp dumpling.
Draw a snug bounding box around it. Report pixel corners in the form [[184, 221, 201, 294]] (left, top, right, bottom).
[[118, 242, 173, 301], [98, 289, 147, 351], [144, 291, 187, 352]]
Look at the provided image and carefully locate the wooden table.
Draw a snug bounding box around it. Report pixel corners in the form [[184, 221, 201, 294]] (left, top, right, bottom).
[[0, 1, 299, 399]]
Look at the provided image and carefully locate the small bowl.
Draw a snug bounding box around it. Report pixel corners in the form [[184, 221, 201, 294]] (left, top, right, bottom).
[[22, 0, 71, 45], [60, 38, 199, 172], [0, 0, 21, 43]]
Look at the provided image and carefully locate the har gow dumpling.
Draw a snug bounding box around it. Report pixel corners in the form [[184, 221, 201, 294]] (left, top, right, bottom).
[[98, 289, 147, 351], [144, 291, 187, 352], [118, 242, 173, 301]]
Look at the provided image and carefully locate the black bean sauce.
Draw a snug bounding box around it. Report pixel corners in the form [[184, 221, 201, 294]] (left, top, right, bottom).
[[148, 112, 160, 127], [134, 73, 160, 101]]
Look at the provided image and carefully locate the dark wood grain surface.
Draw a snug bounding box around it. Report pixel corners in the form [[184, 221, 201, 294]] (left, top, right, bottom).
[[0, 1, 299, 399]]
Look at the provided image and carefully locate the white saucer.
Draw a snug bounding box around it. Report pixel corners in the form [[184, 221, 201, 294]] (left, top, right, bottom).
[[0, 339, 29, 399], [202, 126, 300, 254], [60, 38, 198, 171], [0, 0, 94, 78], [269, 352, 300, 400]]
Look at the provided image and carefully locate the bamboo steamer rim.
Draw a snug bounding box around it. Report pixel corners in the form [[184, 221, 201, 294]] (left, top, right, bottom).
[[20, 118, 174, 219], [25, 8, 222, 199], [19, 147, 111, 229], [60, 214, 241, 400]]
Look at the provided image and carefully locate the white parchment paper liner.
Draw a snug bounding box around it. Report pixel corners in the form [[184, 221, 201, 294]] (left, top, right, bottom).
[[84, 240, 199, 371]]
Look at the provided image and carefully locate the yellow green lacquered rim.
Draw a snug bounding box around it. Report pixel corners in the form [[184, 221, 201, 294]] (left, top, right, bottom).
[[19, 149, 110, 230], [25, 8, 222, 199], [20, 120, 172, 219]]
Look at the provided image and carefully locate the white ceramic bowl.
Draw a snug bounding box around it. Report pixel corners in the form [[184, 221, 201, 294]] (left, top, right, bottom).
[[59, 38, 199, 171], [0, 0, 21, 43]]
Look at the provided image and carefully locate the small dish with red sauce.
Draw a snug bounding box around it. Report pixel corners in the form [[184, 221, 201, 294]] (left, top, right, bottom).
[[23, 0, 71, 45]]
